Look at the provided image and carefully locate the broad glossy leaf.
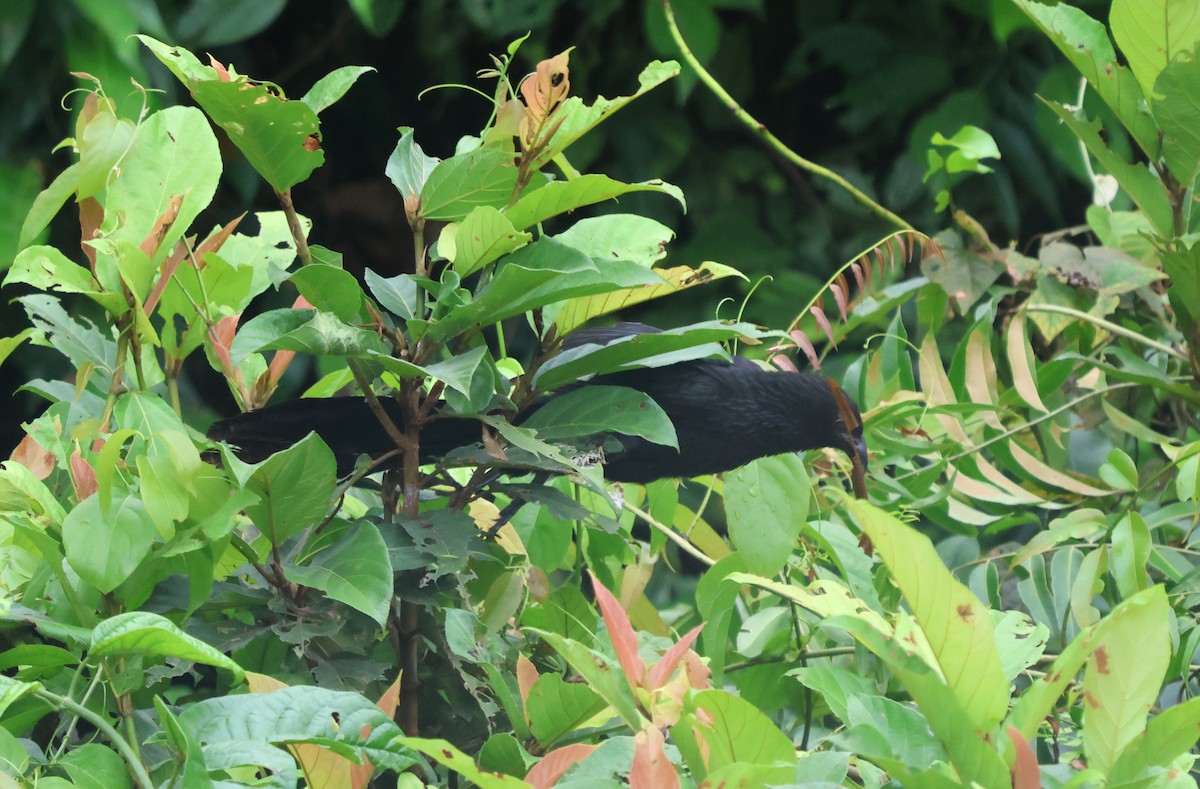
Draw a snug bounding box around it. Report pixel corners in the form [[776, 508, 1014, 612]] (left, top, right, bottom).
[[230, 308, 389, 365], [533, 321, 759, 391], [288, 264, 365, 322], [191, 79, 323, 191], [59, 743, 131, 789], [1110, 0, 1200, 100], [63, 495, 156, 594], [525, 628, 645, 730], [555, 261, 744, 336], [446, 206, 531, 277], [180, 686, 421, 773], [530, 60, 680, 170], [505, 176, 684, 230], [1154, 48, 1200, 186], [725, 455, 809, 577], [104, 106, 221, 260], [551, 214, 674, 267], [288, 521, 391, 626], [420, 147, 518, 221], [1082, 585, 1170, 774], [526, 670, 607, 747], [1109, 697, 1200, 782], [847, 498, 1009, 732], [521, 385, 677, 448], [1042, 103, 1174, 235], [18, 162, 80, 250], [691, 690, 794, 780], [6, 246, 124, 314], [385, 127, 439, 199], [1013, 1, 1158, 156], [90, 611, 244, 681], [244, 432, 337, 545], [301, 65, 375, 114], [423, 238, 663, 344]]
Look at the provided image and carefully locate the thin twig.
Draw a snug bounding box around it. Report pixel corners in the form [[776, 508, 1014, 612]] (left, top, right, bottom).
[[624, 502, 715, 567], [661, 0, 912, 232]]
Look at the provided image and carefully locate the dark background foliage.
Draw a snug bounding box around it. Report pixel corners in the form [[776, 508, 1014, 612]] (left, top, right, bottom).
[[1, 0, 1094, 444]]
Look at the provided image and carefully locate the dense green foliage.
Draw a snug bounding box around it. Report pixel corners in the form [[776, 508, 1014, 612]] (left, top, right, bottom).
[[1, 1, 1200, 788]]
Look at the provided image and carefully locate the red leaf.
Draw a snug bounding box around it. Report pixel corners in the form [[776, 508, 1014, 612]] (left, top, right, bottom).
[[850, 262, 865, 292], [589, 571, 645, 688], [770, 354, 798, 373], [830, 281, 849, 322], [810, 304, 835, 344], [1008, 726, 1042, 789], [525, 743, 597, 789], [517, 655, 539, 723], [630, 727, 678, 789], [12, 434, 55, 479], [790, 330, 820, 370], [70, 450, 97, 501], [647, 624, 704, 690], [208, 54, 231, 82]]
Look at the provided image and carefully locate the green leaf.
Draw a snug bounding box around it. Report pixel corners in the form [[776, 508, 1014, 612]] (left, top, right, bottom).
[[1013, 0, 1159, 157], [525, 628, 645, 730], [1153, 46, 1200, 185], [348, 0, 406, 36], [288, 521, 392, 626], [447, 205, 531, 277], [244, 432, 337, 545], [76, 109, 137, 200], [505, 175, 685, 231], [58, 743, 132, 789], [135, 35, 212, 83], [365, 269, 421, 321], [530, 60, 681, 170], [1110, 0, 1200, 101], [1082, 585, 1170, 775], [1110, 512, 1151, 598], [526, 673, 607, 748], [104, 106, 222, 261], [90, 612, 244, 682], [533, 321, 759, 391], [847, 498, 1010, 732], [385, 127, 440, 199], [422, 238, 663, 344], [552, 214, 675, 266], [554, 261, 744, 336], [522, 385, 677, 448], [691, 690, 795, 780], [63, 495, 156, 594], [928, 126, 1001, 175], [396, 737, 528, 788], [230, 308, 389, 365], [191, 79, 323, 192], [6, 245, 124, 314], [725, 455, 810, 576], [288, 264, 365, 322], [420, 147, 518, 221], [301, 65, 375, 114], [180, 687, 422, 773], [1109, 697, 1200, 782], [18, 162, 79, 251]]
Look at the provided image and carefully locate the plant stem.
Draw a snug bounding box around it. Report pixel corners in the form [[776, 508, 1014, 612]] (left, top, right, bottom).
[[661, 0, 912, 232], [623, 502, 714, 566], [1021, 303, 1190, 362], [275, 187, 313, 267], [34, 686, 154, 789]]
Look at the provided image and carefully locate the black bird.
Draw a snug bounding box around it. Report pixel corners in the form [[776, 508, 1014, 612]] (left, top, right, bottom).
[[208, 323, 867, 483]]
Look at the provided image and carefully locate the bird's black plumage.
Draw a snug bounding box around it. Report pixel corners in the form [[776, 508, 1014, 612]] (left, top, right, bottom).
[[208, 323, 866, 482]]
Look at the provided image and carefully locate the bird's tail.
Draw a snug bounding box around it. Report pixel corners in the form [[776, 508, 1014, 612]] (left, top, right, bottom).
[[208, 398, 482, 475]]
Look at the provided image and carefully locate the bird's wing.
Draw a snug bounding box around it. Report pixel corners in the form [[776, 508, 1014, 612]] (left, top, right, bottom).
[[561, 322, 660, 350]]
